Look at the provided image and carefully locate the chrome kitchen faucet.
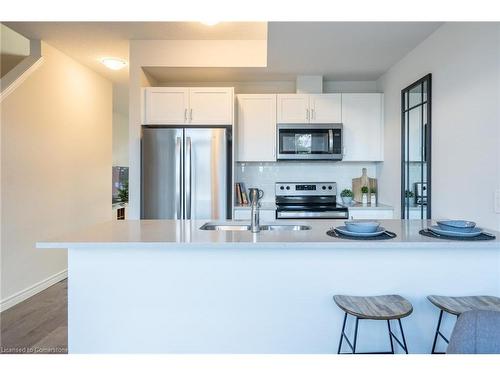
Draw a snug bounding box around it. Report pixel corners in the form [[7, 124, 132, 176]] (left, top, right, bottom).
[[248, 188, 264, 233]]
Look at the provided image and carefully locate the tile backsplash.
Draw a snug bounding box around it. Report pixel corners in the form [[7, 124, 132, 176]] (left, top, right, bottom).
[[236, 162, 379, 202]]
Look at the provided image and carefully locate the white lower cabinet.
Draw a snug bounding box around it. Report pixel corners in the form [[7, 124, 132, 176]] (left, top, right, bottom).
[[234, 208, 276, 221], [348, 208, 394, 220]]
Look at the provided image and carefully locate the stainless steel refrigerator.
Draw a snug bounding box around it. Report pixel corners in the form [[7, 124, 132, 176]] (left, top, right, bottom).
[[141, 126, 231, 220]]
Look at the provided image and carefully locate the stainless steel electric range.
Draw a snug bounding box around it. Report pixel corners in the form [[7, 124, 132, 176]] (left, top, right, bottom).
[[275, 182, 349, 219]]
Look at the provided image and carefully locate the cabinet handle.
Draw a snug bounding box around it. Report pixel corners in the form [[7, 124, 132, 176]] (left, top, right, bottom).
[[184, 108, 187, 121], [190, 108, 193, 121], [306, 109, 310, 121], [311, 108, 315, 120]]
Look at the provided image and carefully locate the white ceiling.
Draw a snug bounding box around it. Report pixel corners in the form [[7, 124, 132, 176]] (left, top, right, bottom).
[[266, 22, 442, 80], [146, 22, 442, 83], [4, 21, 442, 111], [4, 22, 268, 85]]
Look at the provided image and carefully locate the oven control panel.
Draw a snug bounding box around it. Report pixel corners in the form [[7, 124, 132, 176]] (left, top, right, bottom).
[[275, 182, 337, 196]]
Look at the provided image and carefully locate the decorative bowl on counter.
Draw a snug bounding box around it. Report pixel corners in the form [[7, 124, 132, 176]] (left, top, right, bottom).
[[436, 220, 476, 233], [344, 220, 381, 233]]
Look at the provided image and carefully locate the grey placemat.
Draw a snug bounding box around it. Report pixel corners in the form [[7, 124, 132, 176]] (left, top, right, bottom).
[[419, 229, 496, 241], [326, 229, 397, 240]]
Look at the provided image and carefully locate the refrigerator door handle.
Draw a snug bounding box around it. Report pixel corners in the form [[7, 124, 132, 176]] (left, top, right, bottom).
[[185, 136, 192, 220], [175, 137, 182, 219]]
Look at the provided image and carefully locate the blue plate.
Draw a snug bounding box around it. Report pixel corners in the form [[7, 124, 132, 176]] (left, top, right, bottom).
[[429, 225, 482, 238], [335, 225, 386, 238], [436, 220, 476, 233]]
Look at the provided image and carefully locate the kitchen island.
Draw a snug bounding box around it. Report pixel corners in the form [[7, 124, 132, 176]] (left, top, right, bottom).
[[37, 219, 500, 354]]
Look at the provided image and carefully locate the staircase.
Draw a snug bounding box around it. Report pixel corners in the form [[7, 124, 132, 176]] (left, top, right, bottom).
[[0, 24, 43, 102]]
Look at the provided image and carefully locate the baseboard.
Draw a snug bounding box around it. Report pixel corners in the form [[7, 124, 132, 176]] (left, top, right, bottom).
[[0, 269, 67, 312]]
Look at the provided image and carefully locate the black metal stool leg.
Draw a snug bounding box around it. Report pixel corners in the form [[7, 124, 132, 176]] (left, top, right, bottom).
[[337, 313, 408, 354], [352, 318, 359, 354], [337, 313, 348, 354], [387, 320, 395, 354], [431, 310, 444, 354], [398, 318, 409, 354]]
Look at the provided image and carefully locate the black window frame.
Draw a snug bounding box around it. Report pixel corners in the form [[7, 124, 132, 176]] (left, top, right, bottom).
[[401, 74, 432, 219]]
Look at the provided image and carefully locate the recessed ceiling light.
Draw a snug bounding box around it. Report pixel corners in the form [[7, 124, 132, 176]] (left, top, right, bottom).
[[200, 20, 219, 26], [101, 58, 127, 70]]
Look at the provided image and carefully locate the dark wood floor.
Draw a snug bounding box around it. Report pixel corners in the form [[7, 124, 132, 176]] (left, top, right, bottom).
[[1, 279, 68, 354]]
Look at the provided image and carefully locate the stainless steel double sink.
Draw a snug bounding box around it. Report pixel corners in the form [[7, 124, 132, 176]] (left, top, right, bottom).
[[200, 222, 311, 232]]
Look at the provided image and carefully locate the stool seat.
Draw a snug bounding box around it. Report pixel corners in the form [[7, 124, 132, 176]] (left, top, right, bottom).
[[428, 295, 500, 316], [333, 294, 413, 320]]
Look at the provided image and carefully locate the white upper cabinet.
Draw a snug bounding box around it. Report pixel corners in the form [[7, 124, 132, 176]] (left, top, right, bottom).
[[341, 93, 384, 161], [309, 94, 341, 123], [276, 94, 310, 123], [277, 93, 341, 124], [189, 88, 233, 125], [144, 88, 189, 124], [236, 94, 277, 162], [143, 87, 233, 125]]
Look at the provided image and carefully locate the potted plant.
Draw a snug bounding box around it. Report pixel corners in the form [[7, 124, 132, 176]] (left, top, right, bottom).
[[117, 181, 129, 204], [361, 186, 369, 205], [340, 189, 354, 206], [370, 186, 377, 206]]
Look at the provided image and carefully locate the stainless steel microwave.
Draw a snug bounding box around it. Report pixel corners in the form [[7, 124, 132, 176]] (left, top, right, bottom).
[[276, 123, 343, 161]]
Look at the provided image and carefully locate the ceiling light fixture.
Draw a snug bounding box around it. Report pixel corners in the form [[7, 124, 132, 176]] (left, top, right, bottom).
[[101, 58, 127, 70]]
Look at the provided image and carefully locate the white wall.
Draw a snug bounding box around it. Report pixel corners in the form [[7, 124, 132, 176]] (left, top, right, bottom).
[[154, 80, 378, 95], [324, 80, 378, 93], [156, 80, 296, 94], [112, 111, 129, 167], [377, 22, 500, 229], [112, 84, 129, 167], [1, 42, 112, 308]]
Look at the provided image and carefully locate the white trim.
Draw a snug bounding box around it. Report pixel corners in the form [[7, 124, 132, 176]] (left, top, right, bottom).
[[0, 269, 67, 312], [0, 56, 44, 102]]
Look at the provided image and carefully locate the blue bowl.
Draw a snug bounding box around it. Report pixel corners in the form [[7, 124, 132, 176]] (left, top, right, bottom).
[[344, 220, 380, 233], [436, 220, 476, 233]]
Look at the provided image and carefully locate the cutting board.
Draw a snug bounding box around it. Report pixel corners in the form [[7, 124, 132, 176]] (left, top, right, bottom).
[[352, 168, 377, 202]]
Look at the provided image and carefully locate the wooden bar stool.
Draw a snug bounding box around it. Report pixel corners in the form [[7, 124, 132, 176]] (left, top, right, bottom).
[[428, 295, 500, 354], [333, 294, 413, 354]]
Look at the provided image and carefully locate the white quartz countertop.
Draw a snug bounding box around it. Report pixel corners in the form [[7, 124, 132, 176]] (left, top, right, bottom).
[[37, 219, 500, 250]]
